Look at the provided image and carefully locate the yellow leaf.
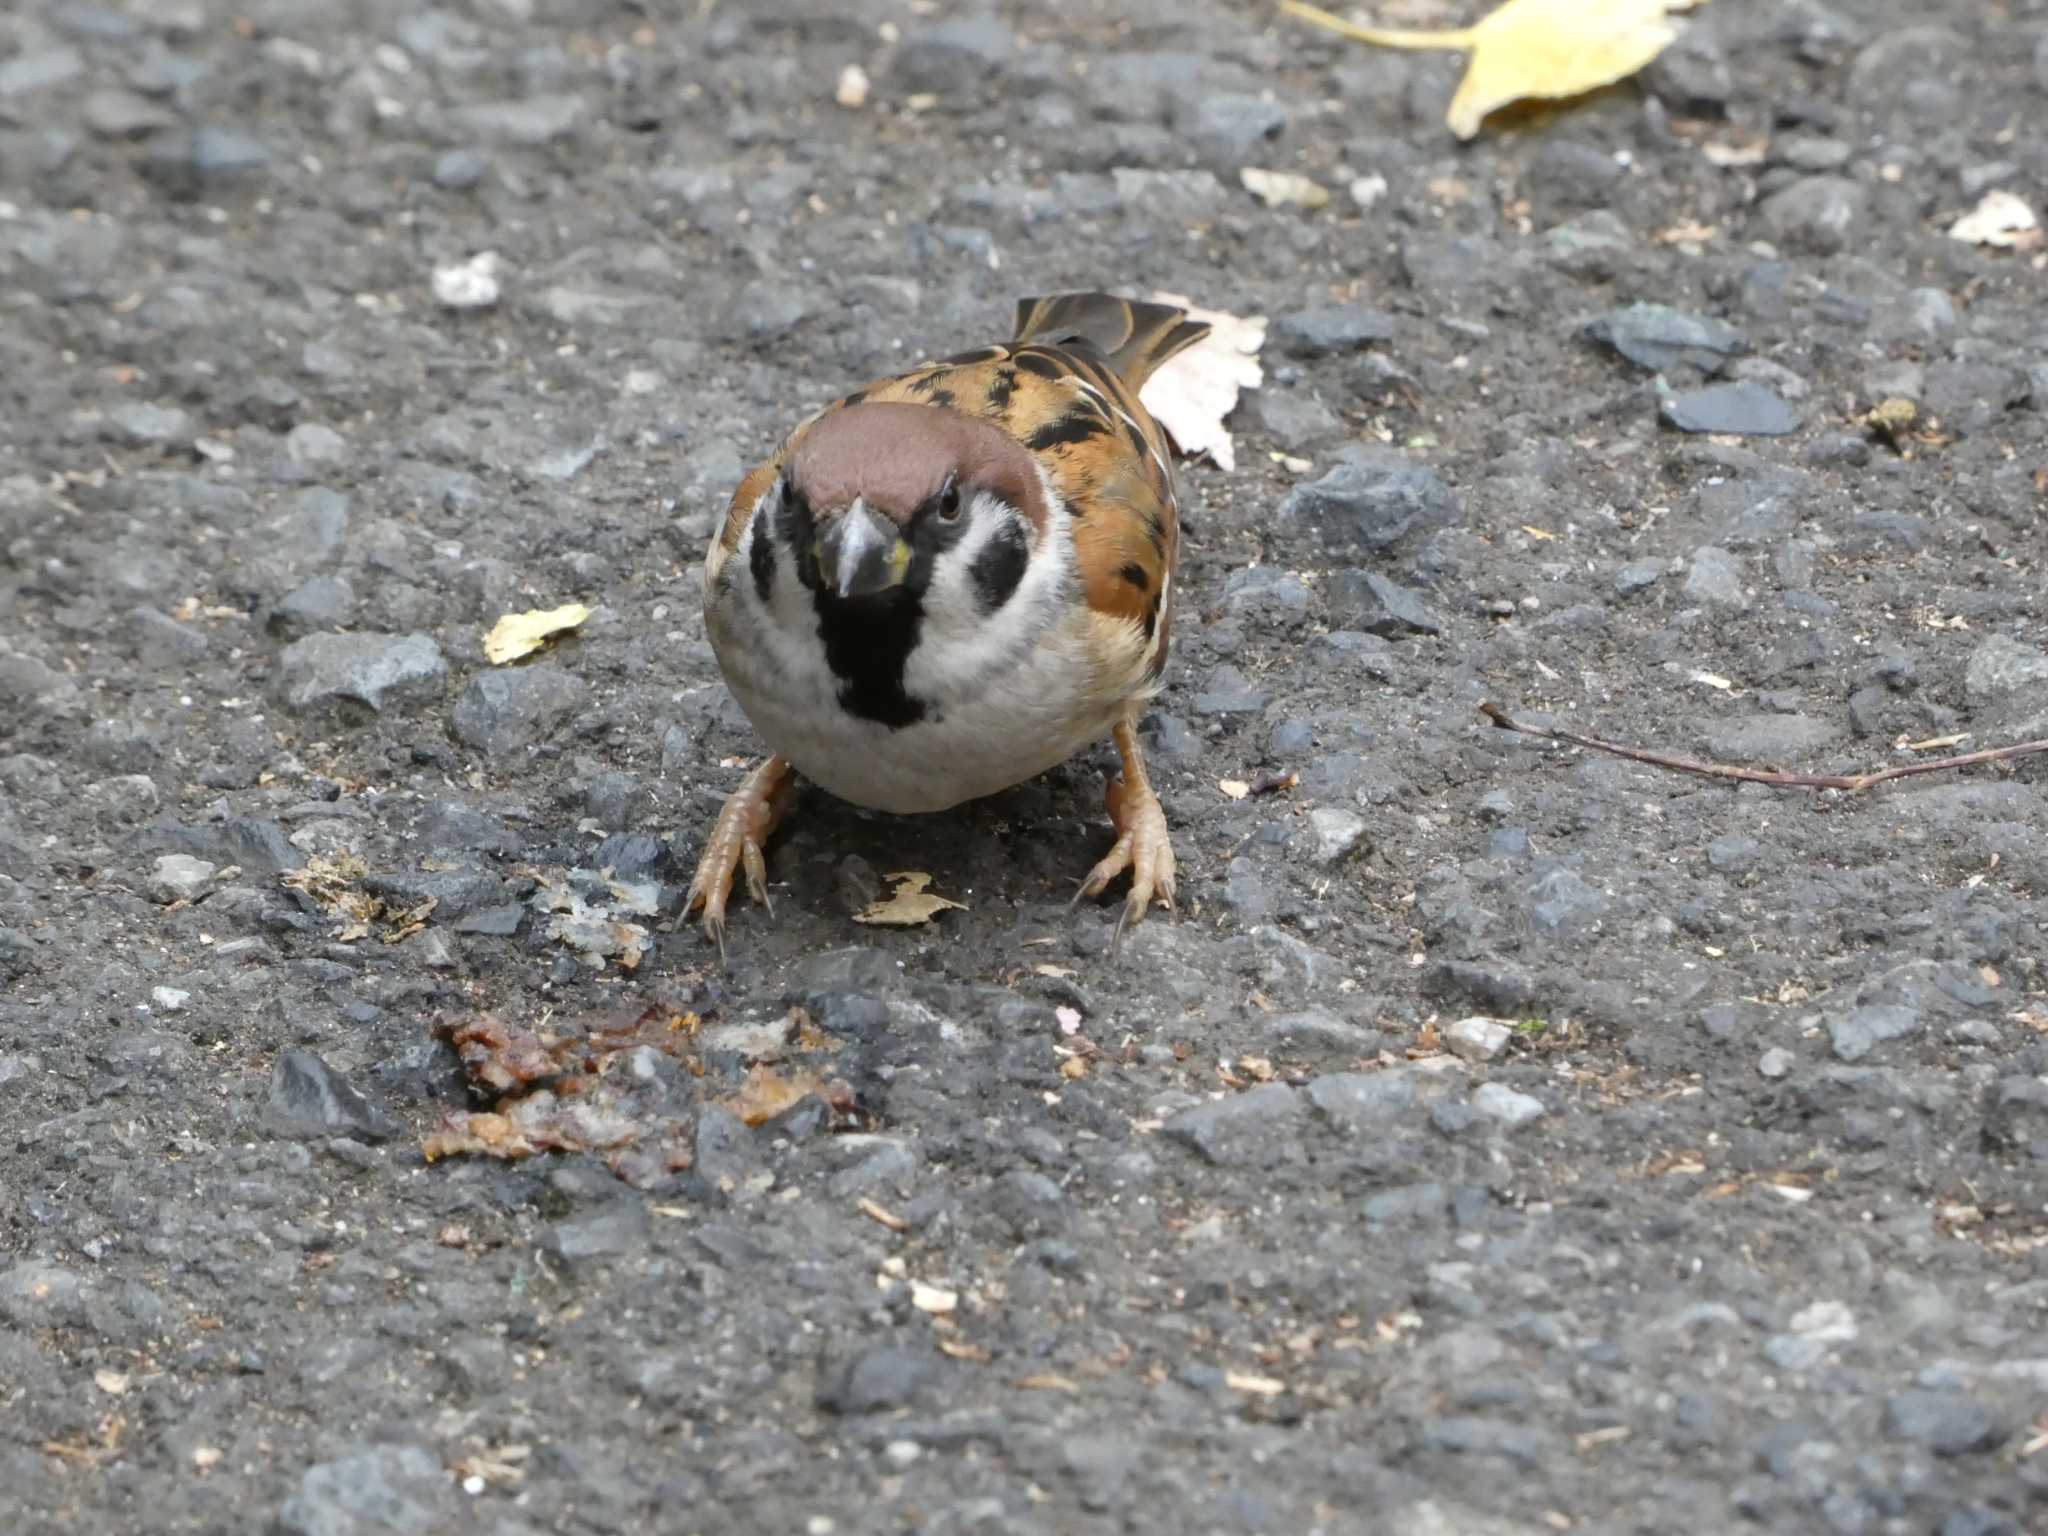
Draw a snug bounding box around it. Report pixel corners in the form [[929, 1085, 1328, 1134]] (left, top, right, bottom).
[[1280, 0, 1700, 141], [854, 871, 967, 928], [1225, 1370, 1288, 1395], [1140, 294, 1266, 473], [483, 603, 591, 664]]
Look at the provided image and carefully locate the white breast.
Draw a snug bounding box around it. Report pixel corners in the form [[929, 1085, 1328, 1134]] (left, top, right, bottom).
[[703, 480, 1150, 815]]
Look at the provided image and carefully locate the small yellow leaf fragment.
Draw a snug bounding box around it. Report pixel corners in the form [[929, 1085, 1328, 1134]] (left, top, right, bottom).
[[911, 1281, 959, 1315], [94, 1369, 129, 1396], [1948, 190, 2039, 249], [1218, 778, 1252, 800], [1240, 166, 1330, 209], [1225, 1370, 1287, 1396], [484, 603, 591, 664], [1141, 294, 1267, 473], [1520, 525, 1556, 541], [1281, 0, 1696, 141], [855, 871, 967, 928]]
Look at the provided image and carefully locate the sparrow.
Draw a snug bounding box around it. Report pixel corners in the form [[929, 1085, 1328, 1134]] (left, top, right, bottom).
[[684, 293, 1210, 956]]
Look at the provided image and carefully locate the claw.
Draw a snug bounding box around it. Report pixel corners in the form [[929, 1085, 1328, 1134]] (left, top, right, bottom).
[[1071, 718, 1177, 955], [683, 755, 795, 961]]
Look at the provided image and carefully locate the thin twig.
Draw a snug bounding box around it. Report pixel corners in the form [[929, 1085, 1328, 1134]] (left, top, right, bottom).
[[1478, 702, 2048, 793]]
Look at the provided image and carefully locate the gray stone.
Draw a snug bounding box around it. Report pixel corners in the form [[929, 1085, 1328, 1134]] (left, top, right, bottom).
[[1756, 175, 1868, 254], [1470, 1081, 1546, 1127], [1305, 807, 1368, 867], [1445, 1017, 1511, 1063], [1278, 450, 1462, 555], [819, 1346, 935, 1414], [1682, 546, 1748, 609], [286, 423, 349, 465], [148, 854, 216, 904], [1219, 566, 1311, 627], [1326, 570, 1443, 637], [275, 1444, 460, 1536], [83, 87, 176, 139], [893, 17, 1013, 94], [1703, 715, 1836, 763], [544, 1201, 651, 1264], [276, 633, 448, 716], [1883, 1391, 2004, 1456], [1730, 357, 1810, 402], [0, 47, 84, 99], [431, 147, 489, 190], [1171, 92, 1287, 167], [1827, 1004, 1922, 1063], [1758, 1048, 1795, 1079], [1614, 558, 1666, 597], [1525, 138, 1623, 212], [102, 401, 194, 449], [1305, 1068, 1428, 1128], [1661, 382, 1802, 437], [1964, 636, 2048, 701], [270, 575, 357, 635], [449, 665, 589, 757], [1585, 303, 1743, 376], [1162, 1083, 1302, 1164], [1276, 304, 1397, 357], [447, 94, 583, 145], [264, 1050, 398, 1143], [987, 1169, 1069, 1237]]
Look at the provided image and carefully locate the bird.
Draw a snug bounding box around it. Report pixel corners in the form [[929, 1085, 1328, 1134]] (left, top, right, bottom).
[[684, 292, 1211, 957]]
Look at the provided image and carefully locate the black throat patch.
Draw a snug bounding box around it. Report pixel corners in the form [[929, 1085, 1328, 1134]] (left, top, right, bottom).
[[776, 479, 930, 730]]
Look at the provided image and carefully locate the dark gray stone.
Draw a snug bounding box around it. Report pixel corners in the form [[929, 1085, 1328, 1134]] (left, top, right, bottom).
[[1276, 304, 1397, 357], [1828, 1004, 1922, 1063], [819, 1345, 936, 1414], [1585, 303, 1743, 376], [1661, 383, 1802, 437], [276, 633, 447, 716], [275, 1444, 460, 1536], [1755, 175, 1867, 254], [1883, 1391, 2004, 1456], [1278, 449, 1462, 555], [1162, 1083, 1302, 1164], [544, 1201, 651, 1264], [1682, 546, 1748, 609], [264, 1050, 398, 1143], [1326, 570, 1443, 637], [449, 665, 589, 756], [892, 17, 1013, 94], [987, 1169, 1069, 1237]]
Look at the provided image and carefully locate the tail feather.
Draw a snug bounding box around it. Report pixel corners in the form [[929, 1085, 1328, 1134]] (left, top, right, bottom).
[[1011, 293, 1210, 390]]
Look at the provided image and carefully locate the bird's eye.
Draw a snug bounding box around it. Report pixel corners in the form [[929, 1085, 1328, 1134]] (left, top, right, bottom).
[[937, 475, 963, 523]]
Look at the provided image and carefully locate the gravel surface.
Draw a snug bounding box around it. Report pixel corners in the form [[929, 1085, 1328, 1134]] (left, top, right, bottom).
[[4, 2, 2048, 1533]]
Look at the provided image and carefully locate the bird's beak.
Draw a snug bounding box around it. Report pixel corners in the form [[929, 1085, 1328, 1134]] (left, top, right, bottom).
[[816, 501, 910, 600]]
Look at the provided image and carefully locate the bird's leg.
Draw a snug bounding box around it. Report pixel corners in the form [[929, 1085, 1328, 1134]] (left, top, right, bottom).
[[684, 755, 796, 959], [1072, 716, 1177, 953]]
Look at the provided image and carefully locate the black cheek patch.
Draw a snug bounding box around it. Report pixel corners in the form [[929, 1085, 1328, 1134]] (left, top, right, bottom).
[[1012, 351, 1063, 381], [748, 513, 776, 603], [969, 523, 1030, 613], [1118, 561, 1148, 593]]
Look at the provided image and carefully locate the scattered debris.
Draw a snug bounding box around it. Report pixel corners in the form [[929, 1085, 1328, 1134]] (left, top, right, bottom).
[[1141, 294, 1267, 472], [422, 1005, 710, 1186], [835, 63, 871, 109], [483, 603, 591, 664], [432, 251, 502, 310], [1947, 189, 2040, 250], [1239, 166, 1330, 210], [855, 871, 967, 928], [1218, 778, 1251, 800], [718, 1062, 836, 1126], [281, 851, 432, 944], [1281, 0, 1702, 141], [530, 868, 656, 970], [1862, 396, 1918, 452]]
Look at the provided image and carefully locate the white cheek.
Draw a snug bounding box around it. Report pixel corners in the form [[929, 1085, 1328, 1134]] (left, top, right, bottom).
[[903, 491, 1071, 702]]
